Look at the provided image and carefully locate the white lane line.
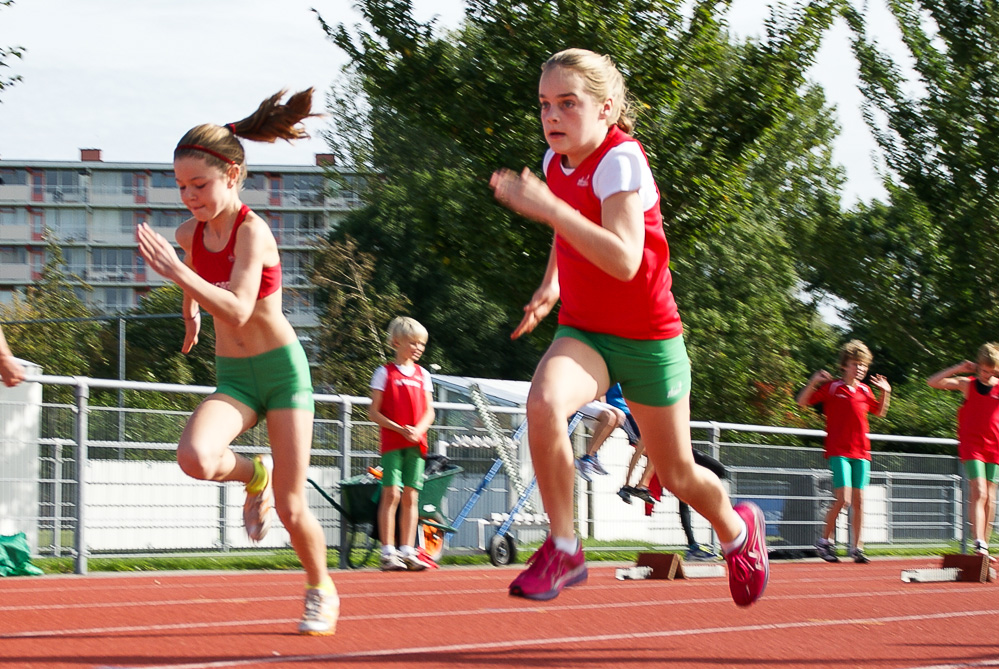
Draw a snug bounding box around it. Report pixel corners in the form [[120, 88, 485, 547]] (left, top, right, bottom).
[[91, 608, 999, 669], [2, 584, 991, 639]]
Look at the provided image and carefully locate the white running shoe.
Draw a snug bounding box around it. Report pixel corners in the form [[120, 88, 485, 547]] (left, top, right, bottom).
[[242, 455, 274, 542], [298, 587, 339, 636]]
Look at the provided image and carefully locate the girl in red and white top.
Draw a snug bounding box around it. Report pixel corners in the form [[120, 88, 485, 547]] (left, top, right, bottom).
[[798, 339, 891, 564], [490, 48, 768, 607], [927, 343, 999, 558], [136, 89, 337, 636]]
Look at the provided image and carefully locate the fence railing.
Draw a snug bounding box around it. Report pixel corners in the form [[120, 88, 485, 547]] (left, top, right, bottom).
[[0, 375, 970, 575]]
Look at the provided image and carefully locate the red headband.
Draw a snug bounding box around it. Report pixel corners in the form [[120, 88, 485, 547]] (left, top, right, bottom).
[[176, 144, 238, 165]]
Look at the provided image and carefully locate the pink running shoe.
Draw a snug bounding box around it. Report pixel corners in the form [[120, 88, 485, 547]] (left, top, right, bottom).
[[509, 535, 587, 600], [725, 501, 769, 607]]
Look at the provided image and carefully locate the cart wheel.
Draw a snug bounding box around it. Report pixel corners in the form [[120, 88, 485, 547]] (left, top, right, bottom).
[[419, 523, 446, 562], [344, 521, 377, 569], [489, 533, 517, 567]]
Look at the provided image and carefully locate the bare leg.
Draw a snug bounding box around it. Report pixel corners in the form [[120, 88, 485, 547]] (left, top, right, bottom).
[[629, 399, 741, 543], [986, 481, 998, 542], [969, 478, 987, 544], [851, 487, 864, 550], [526, 337, 608, 540], [177, 394, 257, 483], [267, 408, 333, 588], [823, 487, 850, 542], [623, 443, 645, 487], [378, 485, 401, 547], [586, 407, 623, 457], [399, 486, 420, 548]]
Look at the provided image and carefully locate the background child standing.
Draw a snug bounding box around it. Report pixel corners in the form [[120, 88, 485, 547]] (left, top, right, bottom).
[[797, 340, 891, 564], [927, 343, 999, 557], [369, 316, 435, 571]]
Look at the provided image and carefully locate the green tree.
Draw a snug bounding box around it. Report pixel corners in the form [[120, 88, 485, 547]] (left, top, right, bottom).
[[317, 0, 847, 421], [311, 236, 412, 395], [827, 2, 999, 370], [0, 1, 25, 101], [0, 241, 104, 399]]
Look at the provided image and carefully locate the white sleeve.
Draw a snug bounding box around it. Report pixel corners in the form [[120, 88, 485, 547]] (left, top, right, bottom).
[[592, 143, 658, 210], [370, 365, 388, 391], [542, 149, 555, 175], [419, 365, 434, 392]]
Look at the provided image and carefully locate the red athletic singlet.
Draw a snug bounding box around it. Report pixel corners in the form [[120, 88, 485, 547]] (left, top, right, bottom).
[[379, 364, 429, 456], [957, 377, 999, 463], [191, 204, 282, 300], [544, 126, 681, 340]]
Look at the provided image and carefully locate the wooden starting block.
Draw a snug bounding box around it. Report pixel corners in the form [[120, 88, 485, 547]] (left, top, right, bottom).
[[901, 553, 995, 584], [941, 553, 995, 583], [632, 552, 726, 580]]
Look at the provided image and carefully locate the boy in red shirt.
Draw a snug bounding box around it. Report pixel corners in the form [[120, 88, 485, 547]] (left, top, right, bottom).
[[368, 317, 435, 571], [927, 343, 999, 557], [797, 340, 891, 563]]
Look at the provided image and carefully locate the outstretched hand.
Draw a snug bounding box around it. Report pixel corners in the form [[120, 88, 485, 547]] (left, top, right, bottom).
[[869, 374, 891, 393], [511, 282, 559, 340], [136, 222, 183, 281], [490, 167, 558, 225]]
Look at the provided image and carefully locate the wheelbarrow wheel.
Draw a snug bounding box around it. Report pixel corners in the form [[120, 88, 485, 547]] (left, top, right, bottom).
[[344, 520, 377, 569], [418, 522, 447, 563], [489, 533, 517, 567]]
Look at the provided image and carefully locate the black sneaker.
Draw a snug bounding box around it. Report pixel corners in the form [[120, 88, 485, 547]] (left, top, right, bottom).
[[617, 486, 633, 504], [815, 541, 839, 563], [851, 548, 870, 564], [631, 486, 657, 505]]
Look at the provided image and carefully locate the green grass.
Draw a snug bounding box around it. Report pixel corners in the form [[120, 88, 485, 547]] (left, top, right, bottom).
[[26, 535, 977, 575]]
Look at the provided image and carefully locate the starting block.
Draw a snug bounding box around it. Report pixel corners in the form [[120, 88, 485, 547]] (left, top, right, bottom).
[[901, 553, 996, 584], [625, 552, 726, 580]]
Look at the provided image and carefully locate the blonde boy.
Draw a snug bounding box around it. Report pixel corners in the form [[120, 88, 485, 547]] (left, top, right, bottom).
[[368, 317, 435, 571]]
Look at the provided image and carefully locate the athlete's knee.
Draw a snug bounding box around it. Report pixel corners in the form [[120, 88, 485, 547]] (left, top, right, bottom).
[[274, 493, 310, 529], [176, 443, 217, 480]]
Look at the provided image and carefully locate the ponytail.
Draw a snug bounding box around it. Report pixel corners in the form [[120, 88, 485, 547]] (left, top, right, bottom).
[[174, 88, 320, 182]]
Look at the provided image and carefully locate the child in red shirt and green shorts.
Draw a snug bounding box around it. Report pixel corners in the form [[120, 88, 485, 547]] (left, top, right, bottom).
[[797, 340, 892, 564]]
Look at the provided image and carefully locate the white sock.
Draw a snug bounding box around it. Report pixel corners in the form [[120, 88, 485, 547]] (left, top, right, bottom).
[[381, 544, 397, 557], [553, 536, 579, 554], [721, 518, 748, 556], [398, 545, 416, 557]]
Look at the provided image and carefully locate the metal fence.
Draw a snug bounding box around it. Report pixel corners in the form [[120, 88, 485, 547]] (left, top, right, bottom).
[[0, 375, 971, 575]]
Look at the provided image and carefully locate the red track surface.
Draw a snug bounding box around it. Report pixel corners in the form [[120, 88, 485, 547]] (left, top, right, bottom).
[[2, 557, 998, 668]]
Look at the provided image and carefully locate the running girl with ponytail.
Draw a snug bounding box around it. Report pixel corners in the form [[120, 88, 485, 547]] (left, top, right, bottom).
[[137, 89, 338, 635], [490, 49, 769, 606]]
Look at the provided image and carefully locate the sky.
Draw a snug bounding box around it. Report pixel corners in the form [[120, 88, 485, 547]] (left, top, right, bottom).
[[0, 1, 907, 204]]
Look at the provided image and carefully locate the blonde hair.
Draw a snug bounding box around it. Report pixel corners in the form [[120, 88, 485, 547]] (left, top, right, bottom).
[[174, 88, 319, 184], [838, 339, 873, 368], [978, 343, 999, 367], [387, 316, 428, 347], [542, 49, 635, 134]]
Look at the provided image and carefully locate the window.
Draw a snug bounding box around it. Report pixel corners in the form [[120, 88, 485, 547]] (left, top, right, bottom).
[[98, 288, 134, 312], [151, 171, 175, 189], [0, 247, 27, 264], [0, 168, 27, 186], [0, 208, 25, 227]]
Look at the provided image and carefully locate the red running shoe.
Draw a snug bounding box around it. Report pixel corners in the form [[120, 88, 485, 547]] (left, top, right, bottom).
[[725, 502, 769, 607], [509, 535, 587, 600]]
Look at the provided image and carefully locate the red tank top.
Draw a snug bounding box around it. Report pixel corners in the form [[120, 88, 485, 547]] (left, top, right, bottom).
[[544, 126, 681, 340], [957, 377, 999, 463], [191, 204, 282, 300], [379, 364, 429, 456]]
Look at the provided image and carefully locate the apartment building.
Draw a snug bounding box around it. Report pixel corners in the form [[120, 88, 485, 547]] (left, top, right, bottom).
[[0, 149, 362, 329]]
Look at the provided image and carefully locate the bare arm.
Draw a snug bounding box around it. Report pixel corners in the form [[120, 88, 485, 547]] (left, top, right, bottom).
[[927, 360, 975, 392], [796, 369, 832, 407], [490, 167, 645, 281], [511, 239, 560, 340], [869, 374, 892, 417], [137, 216, 269, 328], [0, 325, 25, 387]]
